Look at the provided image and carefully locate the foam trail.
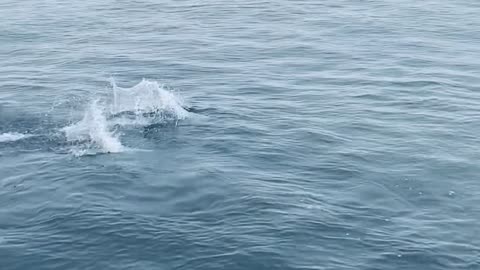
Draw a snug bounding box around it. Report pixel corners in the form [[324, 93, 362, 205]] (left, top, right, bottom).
[[62, 100, 124, 155], [0, 132, 32, 142]]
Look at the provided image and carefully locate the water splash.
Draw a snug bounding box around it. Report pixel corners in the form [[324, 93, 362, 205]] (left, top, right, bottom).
[[111, 78, 189, 119], [61, 79, 189, 156], [62, 100, 124, 155]]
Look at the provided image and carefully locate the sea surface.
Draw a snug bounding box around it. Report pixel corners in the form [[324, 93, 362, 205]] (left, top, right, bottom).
[[1, 1, 479, 269]]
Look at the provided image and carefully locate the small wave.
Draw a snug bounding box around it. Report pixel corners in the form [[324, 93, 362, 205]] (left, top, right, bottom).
[[0, 132, 32, 143]]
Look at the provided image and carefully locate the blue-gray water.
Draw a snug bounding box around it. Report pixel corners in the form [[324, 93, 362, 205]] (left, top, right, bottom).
[[1, 1, 479, 269]]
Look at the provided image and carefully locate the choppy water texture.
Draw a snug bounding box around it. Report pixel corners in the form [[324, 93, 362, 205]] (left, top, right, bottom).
[[1, 1, 480, 269]]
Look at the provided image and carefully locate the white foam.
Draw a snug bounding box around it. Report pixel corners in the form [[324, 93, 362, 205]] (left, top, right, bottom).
[[62, 100, 124, 155], [0, 132, 32, 142]]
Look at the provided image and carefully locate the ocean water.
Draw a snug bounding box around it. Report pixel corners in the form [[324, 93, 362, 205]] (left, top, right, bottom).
[[1, 0, 479, 269]]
